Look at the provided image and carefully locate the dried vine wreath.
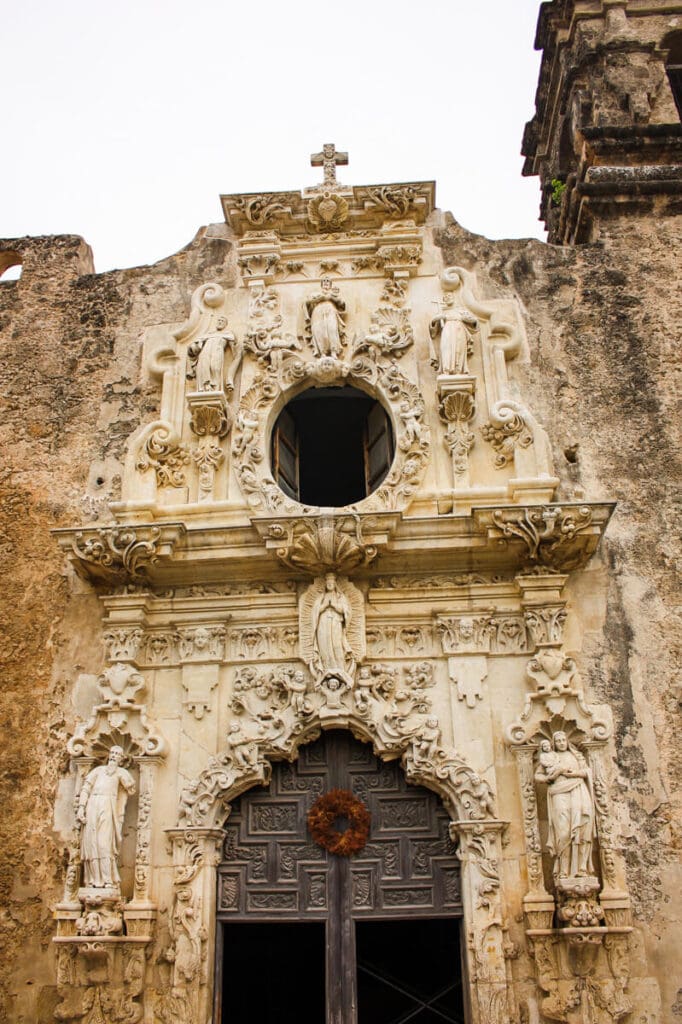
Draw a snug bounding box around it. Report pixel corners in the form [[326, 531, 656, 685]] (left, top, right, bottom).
[[307, 788, 371, 857]]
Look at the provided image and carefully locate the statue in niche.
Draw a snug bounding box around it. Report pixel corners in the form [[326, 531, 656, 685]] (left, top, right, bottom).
[[299, 573, 365, 687], [305, 278, 346, 358], [77, 746, 136, 889], [187, 315, 240, 393], [534, 731, 596, 880], [429, 294, 478, 375]]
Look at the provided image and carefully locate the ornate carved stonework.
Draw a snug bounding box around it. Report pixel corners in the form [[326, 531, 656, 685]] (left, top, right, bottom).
[[45, 149, 647, 1024]]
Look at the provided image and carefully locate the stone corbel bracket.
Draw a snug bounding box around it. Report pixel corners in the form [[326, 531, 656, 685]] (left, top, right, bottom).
[[474, 502, 615, 573], [54, 523, 186, 585], [253, 512, 401, 575]]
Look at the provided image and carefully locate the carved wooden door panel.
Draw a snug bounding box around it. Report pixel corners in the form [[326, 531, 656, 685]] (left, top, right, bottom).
[[216, 730, 463, 1024]]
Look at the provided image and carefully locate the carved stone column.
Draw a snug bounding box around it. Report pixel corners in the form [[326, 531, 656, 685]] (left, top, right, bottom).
[[160, 828, 226, 1024], [450, 821, 514, 1024]]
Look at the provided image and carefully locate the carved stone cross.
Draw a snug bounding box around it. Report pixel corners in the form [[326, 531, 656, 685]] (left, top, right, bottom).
[[310, 143, 348, 187]]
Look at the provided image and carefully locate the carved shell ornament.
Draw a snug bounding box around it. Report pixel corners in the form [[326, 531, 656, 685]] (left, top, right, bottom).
[[307, 191, 349, 231]]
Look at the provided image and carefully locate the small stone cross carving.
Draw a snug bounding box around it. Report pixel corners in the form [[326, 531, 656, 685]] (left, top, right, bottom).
[[310, 143, 348, 187]]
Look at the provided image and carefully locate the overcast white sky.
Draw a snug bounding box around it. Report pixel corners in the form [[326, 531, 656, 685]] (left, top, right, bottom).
[[2, 0, 546, 274]]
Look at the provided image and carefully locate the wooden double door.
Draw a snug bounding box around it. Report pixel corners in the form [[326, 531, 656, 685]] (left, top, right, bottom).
[[216, 731, 467, 1024]]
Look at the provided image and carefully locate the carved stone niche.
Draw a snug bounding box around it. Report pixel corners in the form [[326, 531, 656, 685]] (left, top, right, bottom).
[[507, 698, 634, 1024]]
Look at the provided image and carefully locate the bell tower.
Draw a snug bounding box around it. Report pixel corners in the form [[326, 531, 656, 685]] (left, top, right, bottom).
[[522, 0, 682, 243]]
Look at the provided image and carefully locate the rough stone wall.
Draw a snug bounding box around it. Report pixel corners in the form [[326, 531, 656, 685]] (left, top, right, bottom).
[[0, 231, 235, 1023], [0, 204, 680, 1021]]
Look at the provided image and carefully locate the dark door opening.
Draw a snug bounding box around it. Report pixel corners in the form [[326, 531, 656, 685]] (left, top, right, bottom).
[[356, 918, 465, 1024], [220, 921, 325, 1023], [271, 386, 394, 506]]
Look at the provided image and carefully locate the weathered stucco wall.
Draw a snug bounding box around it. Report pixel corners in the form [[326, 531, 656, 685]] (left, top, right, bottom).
[[0, 201, 679, 1022]]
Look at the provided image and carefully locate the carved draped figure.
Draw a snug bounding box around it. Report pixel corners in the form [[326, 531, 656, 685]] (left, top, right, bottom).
[[78, 764, 136, 888], [193, 332, 230, 392], [306, 287, 345, 358], [312, 583, 354, 680], [543, 748, 595, 878], [429, 305, 477, 375]]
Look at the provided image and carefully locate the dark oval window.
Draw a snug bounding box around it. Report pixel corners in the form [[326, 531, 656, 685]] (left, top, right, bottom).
[[271, 386, 395, 507]]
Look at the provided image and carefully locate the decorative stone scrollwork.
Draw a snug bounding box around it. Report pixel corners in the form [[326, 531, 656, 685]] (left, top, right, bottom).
[[363, 184, 420, 218], [230, 193, 292, 226], [136, 424, 191, 488], [67, 664, 167, 760], [481, 409, 533, 468], [59, 523, 185, 584], [353, 277, 414, 361], [179, 654, 497, 830], [473, 503, 614, 573], [232, 356, 430, 515], [307, 191, 350, 231]]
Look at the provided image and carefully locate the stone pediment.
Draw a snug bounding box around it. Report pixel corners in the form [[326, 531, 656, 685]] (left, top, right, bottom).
[[220, 180, 435, 238]]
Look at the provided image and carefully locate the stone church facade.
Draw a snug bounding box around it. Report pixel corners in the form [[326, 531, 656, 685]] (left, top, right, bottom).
[[0, 2, 680, 1022]]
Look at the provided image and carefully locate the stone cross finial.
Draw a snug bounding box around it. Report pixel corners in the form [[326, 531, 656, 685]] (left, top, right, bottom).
[[310, 143, 348, 187]]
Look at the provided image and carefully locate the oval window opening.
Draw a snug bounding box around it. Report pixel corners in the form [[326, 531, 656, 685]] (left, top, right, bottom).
[[271, 386, 394, 507]]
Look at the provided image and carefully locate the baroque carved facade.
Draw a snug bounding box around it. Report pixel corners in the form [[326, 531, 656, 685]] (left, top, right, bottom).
[[1, 3, 681, 1022]]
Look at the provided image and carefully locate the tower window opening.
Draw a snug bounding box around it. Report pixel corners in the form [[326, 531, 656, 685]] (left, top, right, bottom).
[[271, 386, 394, 507], [664, 32, 682, 120]]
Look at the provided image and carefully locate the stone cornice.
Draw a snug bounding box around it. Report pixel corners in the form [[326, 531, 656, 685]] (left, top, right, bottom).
[[54, 502, 614, 587]]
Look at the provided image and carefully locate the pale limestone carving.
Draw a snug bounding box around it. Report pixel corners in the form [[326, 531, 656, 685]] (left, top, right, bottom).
[[535, 732, 596, 881], [439, 386, 476, 484], [492, 505, 595, 569], [307, 191, 350, 231], [481, 412, 533, 468], [177, 625, 227, 662], [244, 282, 301, 367], [310, 142, 348, 188], [62, 523, 184, 583], [430, 294, 478, 376], [77, 747, 135, 890], [527, 648, 578, 694], [192, 441, 224, 502], [300, 573, 365, 686], [179, 678, 496, 830], [263, 514, 379, 574], [363, 184, 419, 217], [97, 663, 145, 706], [135, 423, 190, 488], [188, 396, 231, 439], [232, 355, 429, 514], [103, 628, 143, 663], [304, 278, 346, 357], [187, 316, 241, 394]]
